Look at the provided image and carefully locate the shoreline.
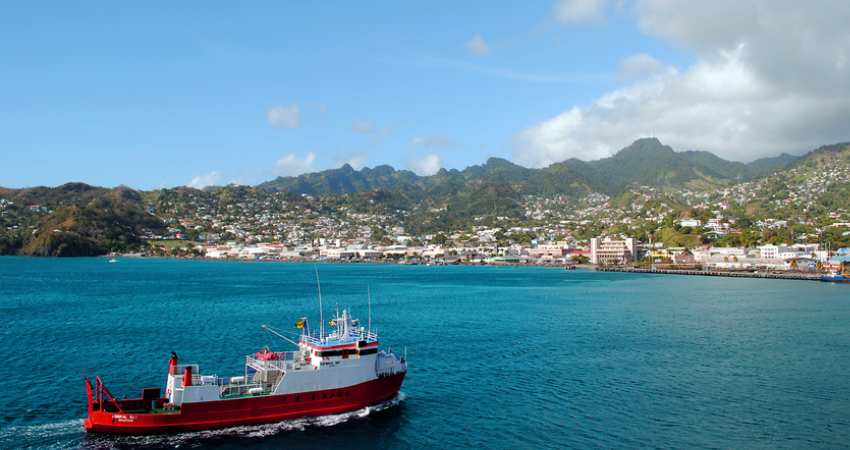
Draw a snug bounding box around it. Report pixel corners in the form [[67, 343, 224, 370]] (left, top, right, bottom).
[[595, 266, 826, 281], [0, 254, 591, 269], [2, 255, 842, 282]]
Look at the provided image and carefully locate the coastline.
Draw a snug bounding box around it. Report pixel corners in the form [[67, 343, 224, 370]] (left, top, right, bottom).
[[595, 266, 826, 281], [3, 254, 841, 282]]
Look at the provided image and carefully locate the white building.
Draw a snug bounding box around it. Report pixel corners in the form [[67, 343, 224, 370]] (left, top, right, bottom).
[[590, 237, 637, 265], [758, 245, 781, 260]]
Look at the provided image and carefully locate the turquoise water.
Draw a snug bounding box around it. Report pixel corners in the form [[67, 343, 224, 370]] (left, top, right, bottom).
[[1, 257, 850, 449]]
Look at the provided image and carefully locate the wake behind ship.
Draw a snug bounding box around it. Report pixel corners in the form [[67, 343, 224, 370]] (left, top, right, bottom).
[[84, 309, 407, 434]]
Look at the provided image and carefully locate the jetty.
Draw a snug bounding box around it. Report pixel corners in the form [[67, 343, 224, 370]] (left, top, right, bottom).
[[595, 267, 824, 281]]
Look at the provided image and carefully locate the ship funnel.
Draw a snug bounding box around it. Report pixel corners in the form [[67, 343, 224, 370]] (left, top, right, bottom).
[[183, 366, 193, 387]]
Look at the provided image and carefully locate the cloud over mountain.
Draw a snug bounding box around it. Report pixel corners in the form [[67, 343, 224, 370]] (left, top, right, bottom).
[[516, 0, 850, 167], [187, 171, 223, 189], [407, 154, 443, 176], [274, 152, 316, 176]]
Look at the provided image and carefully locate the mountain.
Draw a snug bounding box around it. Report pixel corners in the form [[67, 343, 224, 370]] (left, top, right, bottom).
[[0, 183, 165, 256], [790, 142, 850, 168], [676, 149, 799, 181], [259, 138, 797, 198], [746, 153, 800, 175], [567, 138, 733, 194], [2, 139, 842, 255], [678, 150, 752, 180], [258, 164, 422, 196]]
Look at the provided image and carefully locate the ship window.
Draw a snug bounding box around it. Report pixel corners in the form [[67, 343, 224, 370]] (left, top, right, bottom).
[[295, 395, 300, 401], [311, 394, 316, 400], [359, 348, 378, 356]]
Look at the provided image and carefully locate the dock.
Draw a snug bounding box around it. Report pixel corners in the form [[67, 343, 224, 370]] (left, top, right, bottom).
[[595, 267, 824, 281]]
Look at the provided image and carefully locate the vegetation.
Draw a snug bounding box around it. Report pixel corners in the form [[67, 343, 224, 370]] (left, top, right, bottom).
[[0, 138, 847, 256]]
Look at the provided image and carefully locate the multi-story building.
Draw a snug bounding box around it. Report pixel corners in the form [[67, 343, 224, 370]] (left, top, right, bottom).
[[590, 237, 637, 265]]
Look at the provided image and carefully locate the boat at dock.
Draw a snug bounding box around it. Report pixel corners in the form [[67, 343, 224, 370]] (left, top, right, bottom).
[[820, 271, 850, 283], [84, 309, 407, 434]]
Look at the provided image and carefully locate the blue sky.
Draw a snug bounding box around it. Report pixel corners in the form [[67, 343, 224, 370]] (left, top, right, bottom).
[[3, 2, 845, 189]]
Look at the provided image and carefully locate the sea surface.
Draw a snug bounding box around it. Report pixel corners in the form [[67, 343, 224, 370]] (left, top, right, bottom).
[[1, 257, 850, 449]]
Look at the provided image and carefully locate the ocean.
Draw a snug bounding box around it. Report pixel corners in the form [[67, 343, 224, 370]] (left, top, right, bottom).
[[1, 257, 849, 449]]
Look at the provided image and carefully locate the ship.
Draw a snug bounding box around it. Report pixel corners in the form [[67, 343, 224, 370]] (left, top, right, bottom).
[[820, 271, 850, 283], [83, 308, 407, 434]]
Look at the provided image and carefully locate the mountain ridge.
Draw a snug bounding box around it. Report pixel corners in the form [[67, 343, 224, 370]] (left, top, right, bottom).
[[258, 137, 801, 196], [4, 139, 846, 256]]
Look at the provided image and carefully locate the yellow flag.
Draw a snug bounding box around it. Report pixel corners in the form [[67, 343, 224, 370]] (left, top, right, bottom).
[[295, 319, 305, 329], [328, 319, 337, 327]]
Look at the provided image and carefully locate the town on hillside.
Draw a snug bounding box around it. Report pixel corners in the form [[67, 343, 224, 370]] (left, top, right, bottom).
[[2, 142, 849, 273]]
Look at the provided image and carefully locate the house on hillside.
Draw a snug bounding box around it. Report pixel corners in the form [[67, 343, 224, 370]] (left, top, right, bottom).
[[673, 249, 696, 265]]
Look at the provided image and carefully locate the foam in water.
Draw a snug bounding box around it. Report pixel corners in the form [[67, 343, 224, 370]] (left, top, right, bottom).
[[0, 419, 83, 438], [0, 419, 85, 450], [84, 392, 407, 448], [0, 393, 405, 449]]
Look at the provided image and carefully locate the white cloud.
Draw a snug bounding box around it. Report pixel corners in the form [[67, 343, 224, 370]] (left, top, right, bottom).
[[267, 104, 301, 129], [553, 0, 607, 23], [465, 34, 490, 57], [274, 152, 316, 177], [351, 120, 374, 134], [187, 171, 223, 189], [337, 154, 368, 170], [618, 53, 663, 80], [516, 1, 850, 166], [411, 135, 455, 149], [407, 154, 443, 176]]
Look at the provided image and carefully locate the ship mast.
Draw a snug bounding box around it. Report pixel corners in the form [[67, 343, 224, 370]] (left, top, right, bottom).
[[315, 266, 324, 340], [367, 285, 372, 336]]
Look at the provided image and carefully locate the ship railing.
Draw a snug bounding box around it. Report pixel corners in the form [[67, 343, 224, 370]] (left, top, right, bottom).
[[300, 329, 379, 346], [171, 364, 210, 386], [219, 381, 274, 398], [245, 352, 300, 372], [375, 349, 407, 377]]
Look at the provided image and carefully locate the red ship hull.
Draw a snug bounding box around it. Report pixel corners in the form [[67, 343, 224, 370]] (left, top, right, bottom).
[[84, 373, 405, 434]]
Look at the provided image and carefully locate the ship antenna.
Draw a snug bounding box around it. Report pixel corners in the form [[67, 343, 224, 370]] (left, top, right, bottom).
[[367, 285, 372, 336], [315, 265, 324, 340]]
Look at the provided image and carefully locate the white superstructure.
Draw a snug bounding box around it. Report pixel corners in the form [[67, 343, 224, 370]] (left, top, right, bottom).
[[164, 309, 406, 406]]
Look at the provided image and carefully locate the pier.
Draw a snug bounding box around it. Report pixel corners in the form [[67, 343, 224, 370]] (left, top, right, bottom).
[[595, 267, 824, 281]]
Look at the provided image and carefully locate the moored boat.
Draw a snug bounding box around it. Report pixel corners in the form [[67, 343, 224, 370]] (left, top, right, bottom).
[[84, 309, 407, 434], [820, 271, 850, 283]]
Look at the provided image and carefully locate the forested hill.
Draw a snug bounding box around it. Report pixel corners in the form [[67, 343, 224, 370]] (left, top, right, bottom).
[[3, 138, 843, 257], [0, 183, 165, 256], [258, 138, 799, 196]]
